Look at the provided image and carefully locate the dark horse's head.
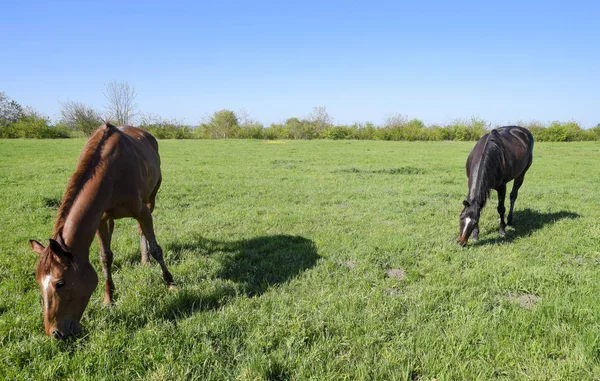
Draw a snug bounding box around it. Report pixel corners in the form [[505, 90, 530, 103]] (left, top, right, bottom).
[[458, 199, 480, 247]]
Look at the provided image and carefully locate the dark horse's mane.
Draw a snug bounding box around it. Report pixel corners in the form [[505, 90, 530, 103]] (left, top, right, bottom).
[[470, 129, 505, 208], [52, 124, 118, 238]]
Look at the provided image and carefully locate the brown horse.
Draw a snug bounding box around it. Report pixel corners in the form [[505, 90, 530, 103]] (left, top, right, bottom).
[[458, 126, 534, 246], [29, 123, 175, 339]]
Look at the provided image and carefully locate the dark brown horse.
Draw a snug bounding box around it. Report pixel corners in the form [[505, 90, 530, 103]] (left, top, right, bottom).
[[29, 123, 175, 339], [458, 126, 534, 246]]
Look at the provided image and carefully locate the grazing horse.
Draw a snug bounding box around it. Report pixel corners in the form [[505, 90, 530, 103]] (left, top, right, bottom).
[[458, 126, 534, 246], [29, 123, 175, 339]]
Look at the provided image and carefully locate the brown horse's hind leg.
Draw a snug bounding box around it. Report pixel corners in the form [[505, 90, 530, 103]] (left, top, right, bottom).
[[139, 224, 151, 264], [97, 218, 116, 304], [136, 206, 175, 289], [497, 183, 507, 237], [139, 177, 161, 265], [507, 174, 525, 227]]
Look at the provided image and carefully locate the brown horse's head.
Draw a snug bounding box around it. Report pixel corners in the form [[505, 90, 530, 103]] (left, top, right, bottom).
[[29, 237, 98, 339], [458, 200, 480, 247]]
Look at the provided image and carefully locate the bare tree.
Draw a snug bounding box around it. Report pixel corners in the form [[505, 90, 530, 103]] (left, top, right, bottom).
[[237, 108, 263, 127], [104, 80, 137, 125], [60, 101, 102, 137], [308, 105, 332, 135], [237, 108, 251, 127], [384, 113, 408, 128]]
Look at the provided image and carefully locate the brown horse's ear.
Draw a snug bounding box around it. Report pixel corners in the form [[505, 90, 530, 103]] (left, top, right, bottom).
[[463, 200, 470, 207], [49, 238, 68, 255], [29, 240, 45, 255]]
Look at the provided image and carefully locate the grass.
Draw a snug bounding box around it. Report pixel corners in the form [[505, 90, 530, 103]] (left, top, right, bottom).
[[0, 138, 599, 380]]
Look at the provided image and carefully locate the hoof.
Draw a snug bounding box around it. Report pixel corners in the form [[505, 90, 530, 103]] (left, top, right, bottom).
[[499, 230, 506, 238], [168, 283, 177, 291]]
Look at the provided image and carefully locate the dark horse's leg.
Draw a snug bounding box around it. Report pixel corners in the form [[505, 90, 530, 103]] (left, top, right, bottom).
[[97, 218, 115, 304], [496, 183, 507, 237], [136, 205, 176, 289], [507, 174, 525, 227], [471, 224, 480, 241]]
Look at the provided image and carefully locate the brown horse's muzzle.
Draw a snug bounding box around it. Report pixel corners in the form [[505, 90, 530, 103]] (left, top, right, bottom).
[[457, 235, 468, 247], [49, 319, 81, 340]]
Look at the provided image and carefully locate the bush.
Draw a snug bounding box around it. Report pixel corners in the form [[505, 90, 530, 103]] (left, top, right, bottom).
[[138, 113, 194, 139], [534, 121, 585, 142], [428, 125, 451, 141], [236, 123, 265, 139], [2, 97, 599, 142], [446, 117, 489, 141], [355, 122, 377, 140], [325, 125, 358, 140], [142, 123, 194, 139], [264, 124, 291, 140], [0, 111, 70, 138]]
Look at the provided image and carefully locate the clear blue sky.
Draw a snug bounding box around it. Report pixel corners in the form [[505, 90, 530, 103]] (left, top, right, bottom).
[[2, 0, 599, 127]]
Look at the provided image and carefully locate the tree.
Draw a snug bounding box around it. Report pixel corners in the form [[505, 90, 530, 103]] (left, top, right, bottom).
[[383, 113, 408, 128], [308, 106, 332, 137], [104, 80, 137, 125], [0, 92, 23, 127], [60, 101, 102, 137], [236, 108, 253, 127], [285, 117, 310, 139], [205, 109, 239, 139]]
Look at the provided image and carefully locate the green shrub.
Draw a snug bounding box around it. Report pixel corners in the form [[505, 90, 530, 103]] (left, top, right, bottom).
[[445, 117, 489, 141], [141, 123, 195, 139], [264, 124, 291, 140], [537, 121, 583, 142], [428, 125, 451, 141], [236, 123, 265, 139], [355, 122, 377, 140], [0, 113, 70, 138], [324, 125, 359, 140]]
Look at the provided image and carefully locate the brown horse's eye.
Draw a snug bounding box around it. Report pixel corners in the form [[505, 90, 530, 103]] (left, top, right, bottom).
[[56, 280, 65, 288]]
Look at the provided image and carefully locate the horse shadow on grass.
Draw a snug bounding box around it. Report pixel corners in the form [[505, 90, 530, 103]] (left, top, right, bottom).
[[475, 208, 580, 246], [145, 234, 320, 322]]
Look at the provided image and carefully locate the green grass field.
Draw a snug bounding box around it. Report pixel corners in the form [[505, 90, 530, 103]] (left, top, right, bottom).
[[1, 139, 599, 380]]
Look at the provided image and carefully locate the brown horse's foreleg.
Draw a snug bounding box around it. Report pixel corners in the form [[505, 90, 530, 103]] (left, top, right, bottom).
[[136, 206, 175, 289], [497, 183, 507, 237], [507, 175, 525, 227], [97, 218, 116, 304]]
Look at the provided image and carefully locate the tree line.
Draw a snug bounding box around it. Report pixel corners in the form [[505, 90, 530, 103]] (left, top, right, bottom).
[[2, 85, 600, 142]]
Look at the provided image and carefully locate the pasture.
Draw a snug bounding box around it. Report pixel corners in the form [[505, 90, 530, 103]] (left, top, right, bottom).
[[0, 138, 599, 380]]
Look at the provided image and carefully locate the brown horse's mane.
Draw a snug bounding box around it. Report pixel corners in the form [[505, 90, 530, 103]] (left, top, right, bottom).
[[52, 123, 118, 238]]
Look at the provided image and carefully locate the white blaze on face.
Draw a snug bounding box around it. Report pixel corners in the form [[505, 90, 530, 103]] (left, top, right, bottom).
[[462, 217, 472, 237], [42, 274, 52, 312]]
